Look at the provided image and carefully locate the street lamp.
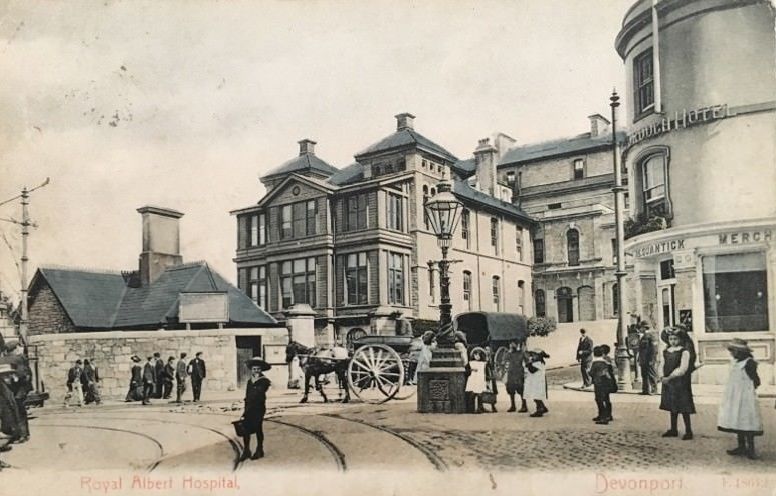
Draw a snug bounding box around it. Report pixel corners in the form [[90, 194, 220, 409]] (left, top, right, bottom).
[[423, 177, 463, 343], [610, 90, 633, 390]]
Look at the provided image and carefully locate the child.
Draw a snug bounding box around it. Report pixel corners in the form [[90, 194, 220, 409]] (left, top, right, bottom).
[[660, 328, 695, 440], [718, 338, 762, 459], [590, 346, 617, 424], [466, 348, 488, 413], [505, 341, 528, 413], [524, 349, 550, 417]]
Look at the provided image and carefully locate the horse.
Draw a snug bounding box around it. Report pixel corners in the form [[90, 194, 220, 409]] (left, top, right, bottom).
[[285, 341, 351, 404]]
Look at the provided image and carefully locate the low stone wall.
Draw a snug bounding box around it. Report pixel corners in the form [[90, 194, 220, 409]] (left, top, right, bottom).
[[29, 328, 288, 401]]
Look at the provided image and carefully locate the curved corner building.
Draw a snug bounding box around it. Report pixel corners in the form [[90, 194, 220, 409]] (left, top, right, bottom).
[[616, 0, 776, 384]]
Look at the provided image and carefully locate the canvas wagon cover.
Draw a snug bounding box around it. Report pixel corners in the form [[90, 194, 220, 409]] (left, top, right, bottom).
[[454, 312, 528, 346]]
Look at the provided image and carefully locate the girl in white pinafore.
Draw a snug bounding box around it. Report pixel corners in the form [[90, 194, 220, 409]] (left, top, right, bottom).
[[523, 349, 550, 417], [717, 338, 762, 460]]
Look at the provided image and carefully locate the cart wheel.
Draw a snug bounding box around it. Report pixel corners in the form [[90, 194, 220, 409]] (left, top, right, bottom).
[[347, 344, 405, 404], [494, 346, 510, 382], [391, 358, 417, 400]]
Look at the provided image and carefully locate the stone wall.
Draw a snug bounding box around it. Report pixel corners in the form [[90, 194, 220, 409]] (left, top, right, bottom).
[[28, 328, 288, 402], [28, 281, 77, 336]]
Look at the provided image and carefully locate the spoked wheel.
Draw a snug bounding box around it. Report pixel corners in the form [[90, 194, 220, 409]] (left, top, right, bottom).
[[347, 344, 405, 404], [494, 346, 510, 383], [391, 358, 417, 400]]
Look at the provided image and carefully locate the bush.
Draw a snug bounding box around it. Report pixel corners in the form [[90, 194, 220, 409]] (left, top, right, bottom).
[[411, 319, 439, 337], [624, 213, 669, 240], [527, 316, 557, 337]]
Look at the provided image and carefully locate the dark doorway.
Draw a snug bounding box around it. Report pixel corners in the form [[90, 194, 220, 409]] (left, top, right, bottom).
[[557, 287, 574, 323], [236, 336, 262, 385]]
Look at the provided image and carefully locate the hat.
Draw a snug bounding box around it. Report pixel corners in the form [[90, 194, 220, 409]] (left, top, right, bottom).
[[246, 357, 271, 371], [529, 348, 550, 359], [131, 355, 141, 363], [75, 359, 82, 364], [725, 338, 752, 354], [661, 327, 687, 345]]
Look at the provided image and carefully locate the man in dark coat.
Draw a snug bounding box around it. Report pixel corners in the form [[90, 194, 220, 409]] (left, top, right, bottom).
[[65, 359, 84, 407], [175, 352, 188, 403], [82, 359, 101, 405], [0, 341, 31, 440], [188, 352, 206, 402], [162, 356, 175, 399], [576, 328, 594, 388], [505, 340, 528, 412], [125, 355, 143, 402], [142, 356, 156, 405], [638, 323, 659, 395], [153, 353, 164, 399]]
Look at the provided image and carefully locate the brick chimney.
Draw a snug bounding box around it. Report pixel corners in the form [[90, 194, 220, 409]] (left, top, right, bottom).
[[298, 139, 316, 156], [395, 113, 415, 131], [588, 114, 611, 137], [137, 206, 184, 286], [474, 137, 498, 196]]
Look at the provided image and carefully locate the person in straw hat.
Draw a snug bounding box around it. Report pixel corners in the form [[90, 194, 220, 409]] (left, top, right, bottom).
[[240, 357, 271, 461], [718, 338, 762, 459]]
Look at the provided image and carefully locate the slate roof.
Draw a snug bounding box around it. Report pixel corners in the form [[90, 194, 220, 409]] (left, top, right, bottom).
[[498, 131, 626, 167], [327, 162, 365, 186], [354, 129, 458, 163], [451, 158, 476, 179], [452, 180, 534, 224], [33, 263, 278, 330], [261, 153, 339, 179]]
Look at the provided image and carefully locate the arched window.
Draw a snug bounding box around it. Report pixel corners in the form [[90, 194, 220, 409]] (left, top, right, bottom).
[[567, 229, 580, 266], [535, 289, 546, 317], [492, 276, 501, 311], [635, 147, 671, 218], [556, 286, 574, 323]]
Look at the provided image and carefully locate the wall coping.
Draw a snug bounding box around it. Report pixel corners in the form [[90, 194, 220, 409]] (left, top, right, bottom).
[[28, 327, 287, 343]]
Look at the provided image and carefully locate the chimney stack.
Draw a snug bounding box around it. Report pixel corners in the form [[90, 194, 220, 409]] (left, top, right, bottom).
[[588, 114, 611, 138], [395, 113, 415, 131], [474, 137, 499, 196], [298, 139, 316, 156], [137, 206, 184, 286]]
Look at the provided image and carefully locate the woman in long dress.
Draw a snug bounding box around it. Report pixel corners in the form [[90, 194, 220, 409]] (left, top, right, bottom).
[[659, 329, 695, 440], [240, 357, 271, 461], [523, 349, 550, 417]]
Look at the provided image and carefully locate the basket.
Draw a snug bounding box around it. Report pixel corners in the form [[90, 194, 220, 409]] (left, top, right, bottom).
[[232, 419, 246, 437], [481, 391, 497, 405]]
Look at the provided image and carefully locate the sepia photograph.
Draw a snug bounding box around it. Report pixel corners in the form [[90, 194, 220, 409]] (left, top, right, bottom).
[[0, 0, 775, 495]]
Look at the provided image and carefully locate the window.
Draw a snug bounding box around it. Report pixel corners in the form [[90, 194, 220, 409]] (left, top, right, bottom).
[[634, 48, 654, 117], [567, 229, 580, 266], [612, 283, 618, 316], [463, 271, 472, 311], [506, 171, 515, 185], [258, 213, 266, 245], [660, 259, 675, 280], [387, 192, 404, 231], [306, 200, 317, 236], [388, 252, 405, 305], [461, 209, 471, 249], [534, 239, 544, 264], [428, 263, 435, 303], [345, 194, 368, 231], [490, 217, 499, 255], [548, 203, 562, 210], [535, 289, 546, 317], [557, 286, 574, 323], [280, 258, 316, 308], [573, 159, 584, 180], [517, 280, 525, 314], [611, 238, 617, 265], [642, 153, 667, 216], [249, 215, 258, 246], [422, 185, 430, 230], [516, 228, 523, 261], [280, 205, 292, 239], [703, 252, 768, 332], [345, 253, 368, 305], [492, 276, 501, 311]]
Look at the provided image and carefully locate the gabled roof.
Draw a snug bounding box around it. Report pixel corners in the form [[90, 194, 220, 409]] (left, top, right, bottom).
[[452, 180, 534, 224], [498, 131, 626, 167], [261, 153, 339, 180], [354, 129, 458, 163], [32, 263, 278, 330]]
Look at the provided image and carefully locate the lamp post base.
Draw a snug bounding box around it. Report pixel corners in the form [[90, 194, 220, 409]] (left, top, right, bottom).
[[615, 344, 634, 391], [417, 347, 466, 413]]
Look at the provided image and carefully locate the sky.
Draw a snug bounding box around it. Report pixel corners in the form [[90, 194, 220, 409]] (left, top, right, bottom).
[[0, 0, 630, 303]]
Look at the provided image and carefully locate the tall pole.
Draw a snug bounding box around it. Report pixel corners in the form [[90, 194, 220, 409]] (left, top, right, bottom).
[[20, 187, 29, 344], [611, 90, 632, 390], [438, 245, 452, 344]]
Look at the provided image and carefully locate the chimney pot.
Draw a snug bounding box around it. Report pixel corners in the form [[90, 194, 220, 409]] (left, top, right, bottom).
[[587, 114, 611, 138], [298, 139, 317, 156], [136, 206, 184, 286], [395, 113, 416, 131]]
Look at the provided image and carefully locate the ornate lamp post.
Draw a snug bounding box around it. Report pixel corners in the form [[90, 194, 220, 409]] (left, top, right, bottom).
[[610, 90, 633, 390], [417, 176, 467, 413]]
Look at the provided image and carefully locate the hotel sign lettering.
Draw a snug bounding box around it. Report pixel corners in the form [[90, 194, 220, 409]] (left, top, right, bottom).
[[625, 104, 730, 150], [634, 239, 686, 258], [719, 229, 772, 245]]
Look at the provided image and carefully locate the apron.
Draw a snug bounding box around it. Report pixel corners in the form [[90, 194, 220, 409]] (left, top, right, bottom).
[[523, 361, 548, 401], [718, 358, 763, 435]]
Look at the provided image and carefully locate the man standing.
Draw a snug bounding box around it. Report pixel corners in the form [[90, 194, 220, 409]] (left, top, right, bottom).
[[162, 356, 175, 399], [1, 341, 31, 440], [82, 359, 101, 405], [64, 359, 84, 407], [188, 352, 206, 402], [175, 352, 188, 403], [576, 328, 594, 388], [153, 352, 164, 399], [142, 356, 156, 405], [638, 323, 659, 395]]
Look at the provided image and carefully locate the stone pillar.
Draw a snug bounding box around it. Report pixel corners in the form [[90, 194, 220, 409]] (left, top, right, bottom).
[[285, 304, 316, 388], [417, 348, 466, 413]]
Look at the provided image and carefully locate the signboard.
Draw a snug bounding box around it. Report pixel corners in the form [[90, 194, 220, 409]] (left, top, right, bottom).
[[624, 104, 729, 152], [633, 238, 686, 258], [179, 292, 228, 324]]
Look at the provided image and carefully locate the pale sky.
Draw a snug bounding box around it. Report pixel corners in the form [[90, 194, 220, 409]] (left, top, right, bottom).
[[0, 0, 630, 303]]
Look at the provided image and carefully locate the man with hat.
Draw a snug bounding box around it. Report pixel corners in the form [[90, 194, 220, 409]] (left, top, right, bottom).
[[142, 356, 156, 405], [188, 352, 206, 402], [175, 352, 189, 403], [638, 322, 659, 395], [576, 328, 594, 388], [0, 340, 31, 440], [125, 355, 143, 402], [153, 352, 164, 399], [239, 357, 272, 461], [64, 359, 84, 407]]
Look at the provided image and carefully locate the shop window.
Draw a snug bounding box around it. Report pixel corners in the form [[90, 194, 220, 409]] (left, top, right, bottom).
[[634, 48, 654, 118], [535, 289, 546, 317], [573, 159, 585, 180], [703, 252, 768, 332], [461, 209, 471, 249], [463, 271, 472, 311], [660, 259, 675, 280], [557, 287, 574, 323], [345, 252, 368, 305], [567, 229, 580, 266], [534, 239, 544, 264]]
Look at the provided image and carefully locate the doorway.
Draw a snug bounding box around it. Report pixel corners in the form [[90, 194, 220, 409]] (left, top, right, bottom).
[[236, 336, 262, 385], [557, 287, 574, 323]]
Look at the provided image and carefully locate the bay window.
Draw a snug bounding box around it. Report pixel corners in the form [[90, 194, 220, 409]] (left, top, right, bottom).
[[346, 252, 368, 305]]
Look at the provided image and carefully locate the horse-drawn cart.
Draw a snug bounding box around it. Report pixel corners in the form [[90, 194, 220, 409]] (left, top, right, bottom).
[[454, 312, 528, 381], [347, 334, 420, 403]]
